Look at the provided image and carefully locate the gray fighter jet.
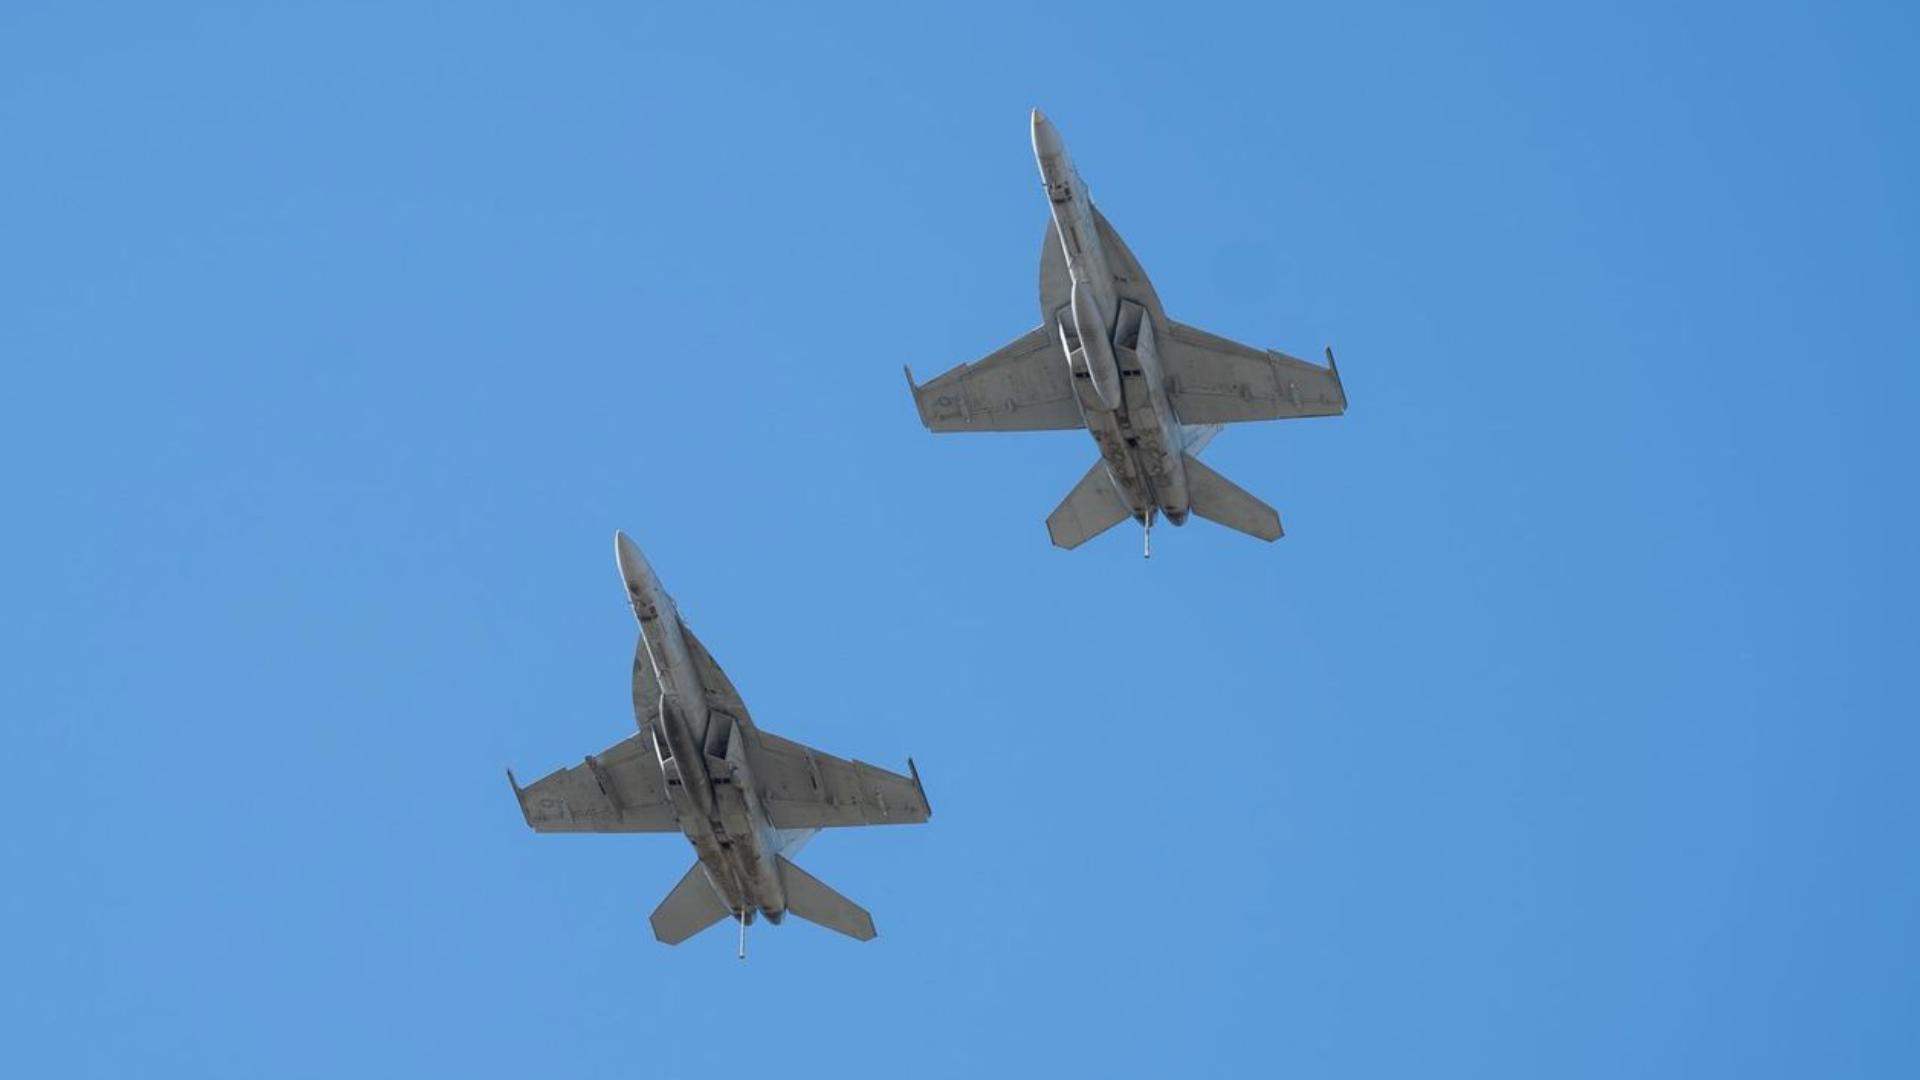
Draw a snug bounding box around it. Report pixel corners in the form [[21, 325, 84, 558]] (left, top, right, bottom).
[[906, 110, 1347, 555], [508, 533, 931, 956]]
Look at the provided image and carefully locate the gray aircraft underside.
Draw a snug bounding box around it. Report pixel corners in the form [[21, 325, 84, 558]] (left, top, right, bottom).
[[509, 532, 930, 956], [906, 110, 1347, 555]]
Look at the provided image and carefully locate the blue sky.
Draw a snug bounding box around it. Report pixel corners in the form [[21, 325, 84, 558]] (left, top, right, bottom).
[[3, 2, 1915, 1076]]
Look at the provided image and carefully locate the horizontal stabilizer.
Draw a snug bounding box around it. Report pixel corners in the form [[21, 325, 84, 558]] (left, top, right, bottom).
[[1047, 459, 1132, 549], [1183, 453, 1283, 541], [651, 862, 730, 945], [778, 855, 876, 941]]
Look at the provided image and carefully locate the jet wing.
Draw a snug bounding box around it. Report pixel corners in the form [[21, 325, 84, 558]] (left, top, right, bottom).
[[906, 326, 1080, 432], [510, 733, 679, 833], [1162, 320, 1347, 424], [752, 730, 931, 828]]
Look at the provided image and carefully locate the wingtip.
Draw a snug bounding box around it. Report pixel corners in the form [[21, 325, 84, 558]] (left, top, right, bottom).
[[903, 365, 939, 432], [507, 768, 536, 828], [907, 756, 932, 818], [1324, 345, 1348, 409]]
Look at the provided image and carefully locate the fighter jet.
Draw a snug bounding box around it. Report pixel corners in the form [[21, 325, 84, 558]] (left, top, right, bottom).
[[906, 110, 1347, 555], [508, 532, 931, 956]]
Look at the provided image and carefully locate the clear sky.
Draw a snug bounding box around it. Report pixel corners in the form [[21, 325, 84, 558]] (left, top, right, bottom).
[[4, 2, 1915, 1076]]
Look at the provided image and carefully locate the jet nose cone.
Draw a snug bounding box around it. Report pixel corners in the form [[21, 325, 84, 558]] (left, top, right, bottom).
[[1030, 107, 1063, 158], [613, 530, 651, 588]]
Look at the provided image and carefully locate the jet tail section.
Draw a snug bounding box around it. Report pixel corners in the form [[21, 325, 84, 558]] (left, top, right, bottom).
[[777, 855, 877, 941], [650, 862, 730, 945], [1047, 459, 1133, 549], [1183, 453, 1283, 541]]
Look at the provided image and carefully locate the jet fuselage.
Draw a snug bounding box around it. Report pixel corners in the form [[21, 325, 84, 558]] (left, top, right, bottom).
[[616, 534, 790, 927], [1032, 110, 1194, 531]]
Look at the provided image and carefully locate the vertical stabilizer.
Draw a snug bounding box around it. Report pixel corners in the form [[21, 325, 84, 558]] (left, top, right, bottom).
[[777, 856, 877, 941]]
